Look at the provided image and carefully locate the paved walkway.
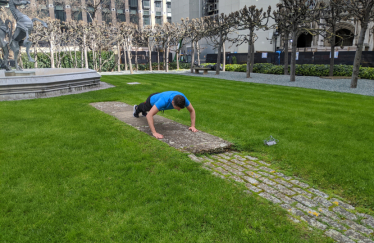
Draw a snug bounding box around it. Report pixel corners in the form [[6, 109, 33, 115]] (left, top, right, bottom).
[[188, 152, 374, 243], [90, 101, 232, 153]]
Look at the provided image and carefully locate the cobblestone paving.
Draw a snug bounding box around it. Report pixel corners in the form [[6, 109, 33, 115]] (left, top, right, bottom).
[[188, 152, 374, 243]]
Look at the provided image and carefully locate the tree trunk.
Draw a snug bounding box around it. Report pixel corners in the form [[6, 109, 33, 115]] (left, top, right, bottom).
[[250, 43, 254, 73], [74, 46, 77, 68], [148, 42, 152, 71], [117, 44, 121, 72], [284, 31, 289, 75], [290, 30, 297, 82], [176, 52, 179, 70], [163, 47, 166, 70], [34, 45, 38, 68], [157, 50, 160, 70], [135, 49, 138, 71], [351, 23, 368, 88], [84, 34, 88, 69], [216, 31, 223, 75], [123, 43, 127, 71], [223, 42, 226, 72], [126, 43, 133, 74], [165, 38, 169, 72], [81, 46, 84, 68], [246, 30, 252, 78], [329, 26, 336, 77], [50, 32, 55, 68], [190, 41, 195, 73], [246, 41, 251, 78], [197, 42, 200, 65]]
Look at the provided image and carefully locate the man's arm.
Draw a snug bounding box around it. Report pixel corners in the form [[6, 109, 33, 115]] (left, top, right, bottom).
[[147, 105, 164, 139], [186, 104, 198, 132]]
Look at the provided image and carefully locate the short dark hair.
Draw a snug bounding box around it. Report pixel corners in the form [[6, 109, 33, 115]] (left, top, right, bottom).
[[173, 95, 186, 108]]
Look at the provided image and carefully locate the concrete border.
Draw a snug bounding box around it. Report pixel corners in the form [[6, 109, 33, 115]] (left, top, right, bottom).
[[0, 68, 101, 101]]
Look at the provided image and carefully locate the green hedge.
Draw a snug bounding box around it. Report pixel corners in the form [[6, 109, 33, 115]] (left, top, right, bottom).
[[223, 63, 374, 80], [21, 52, 191, 72], [21, 51, 116, 72]]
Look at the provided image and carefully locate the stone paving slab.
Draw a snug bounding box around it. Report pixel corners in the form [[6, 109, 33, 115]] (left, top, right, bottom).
[[90, 102, 232, 153], [189, 152, 374, 243]]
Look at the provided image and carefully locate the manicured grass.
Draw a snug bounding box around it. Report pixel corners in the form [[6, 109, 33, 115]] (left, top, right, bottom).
[[0, 73, 370, 242], [100, 74, 374, 209]]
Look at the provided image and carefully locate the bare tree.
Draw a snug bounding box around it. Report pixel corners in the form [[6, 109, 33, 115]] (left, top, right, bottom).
[[181, 18, 208, 73], [344, 0, 374, 88], [274, 0, 325, 81], [318, 0, 351, 76], [231, 5, 271, 78], [205, 13, 234, 75], [119, 22, 136, 74], [273, 5, 291, 75], [37, 18, 63, 68]]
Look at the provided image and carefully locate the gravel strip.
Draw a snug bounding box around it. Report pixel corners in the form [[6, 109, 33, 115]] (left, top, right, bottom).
[[177, 71, 374, 97], [100, 70, 374, 97]]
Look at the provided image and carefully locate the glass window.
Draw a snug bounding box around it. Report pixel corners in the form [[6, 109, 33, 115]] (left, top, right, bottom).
[[130, 0, 137, 7], [55, 8, 66, 22], [156, 11, 161, 16], [167, 17, 171, 23], [143, 16, 150, 25], [118, 14, 126, 22], [155, 17, 161, 25], [155, 1, 161, 7], [143, 0, 150, 7], [73, 11, 82, 21], [143, 10, 149, 15], [167, 2, 171, 8], [130, 9, 137, 14]]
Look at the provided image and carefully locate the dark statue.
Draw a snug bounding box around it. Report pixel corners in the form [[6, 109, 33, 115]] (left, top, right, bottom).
[[0, 0, 48, 71]]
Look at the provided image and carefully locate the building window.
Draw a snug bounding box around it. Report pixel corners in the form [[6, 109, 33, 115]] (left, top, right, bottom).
[[102, 8, 111, 24], [155, 16, 161, 25], [73, 11, 83, 21], [144, 16, 150, 25], [143, 0, 150, 8], [167, 2, 171, 8], [129, 0, 138, 7], [155, 1, 161, 8], [118, 14, 126, 22], [167, 17, 171, 23], [55, 5, 66, 22], [156, 11, 161, 16]]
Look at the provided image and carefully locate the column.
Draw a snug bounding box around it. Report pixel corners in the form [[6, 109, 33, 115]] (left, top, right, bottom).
[[162, 0, 166, 24], [49, 0, 54, 19], [81, 0, 87, 23], [138, 0, 143, 28], [65, 0, 72, 21], [125, 0, 130, 23], [111, 0, 117, 25], [96, 3, 103, 24], [151, 0, 155, 28]]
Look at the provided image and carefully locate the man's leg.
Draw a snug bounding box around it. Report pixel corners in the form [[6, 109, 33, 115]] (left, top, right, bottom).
[[133, 93, 159, 118]]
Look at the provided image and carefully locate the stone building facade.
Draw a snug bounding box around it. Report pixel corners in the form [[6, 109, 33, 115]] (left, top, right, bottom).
[[27, 0, 172, 28]]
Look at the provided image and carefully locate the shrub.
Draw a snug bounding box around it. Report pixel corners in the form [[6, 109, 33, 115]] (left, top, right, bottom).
[[219, 63, 374, 80]]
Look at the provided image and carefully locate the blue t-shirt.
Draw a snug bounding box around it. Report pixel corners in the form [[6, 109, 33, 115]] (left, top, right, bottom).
[[150, 91, 190, 111]]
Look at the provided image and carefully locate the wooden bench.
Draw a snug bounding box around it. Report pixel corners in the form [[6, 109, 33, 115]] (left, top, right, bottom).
[[194, 67, 210, 75]]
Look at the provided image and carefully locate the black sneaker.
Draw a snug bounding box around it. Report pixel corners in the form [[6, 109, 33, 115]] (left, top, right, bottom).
[[133, 105, 139, 118], [141, 111, 147, 117]]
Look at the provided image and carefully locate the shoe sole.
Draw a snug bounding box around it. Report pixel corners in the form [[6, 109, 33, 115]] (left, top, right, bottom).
[[133, 105, 138, 118]]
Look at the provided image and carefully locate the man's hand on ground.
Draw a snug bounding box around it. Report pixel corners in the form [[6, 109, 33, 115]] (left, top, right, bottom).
[[152, 132, 164, 139], [189, 127, 198, 132]]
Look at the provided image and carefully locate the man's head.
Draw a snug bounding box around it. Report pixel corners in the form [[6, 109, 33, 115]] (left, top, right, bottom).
[[172, 95, 185, 111]]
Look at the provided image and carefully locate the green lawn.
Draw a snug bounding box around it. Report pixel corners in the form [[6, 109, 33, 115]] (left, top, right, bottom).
[[2, 73, 372, 242]]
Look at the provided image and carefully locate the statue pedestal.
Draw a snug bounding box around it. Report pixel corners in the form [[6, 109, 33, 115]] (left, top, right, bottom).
[[5, 70, 36, 77]]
